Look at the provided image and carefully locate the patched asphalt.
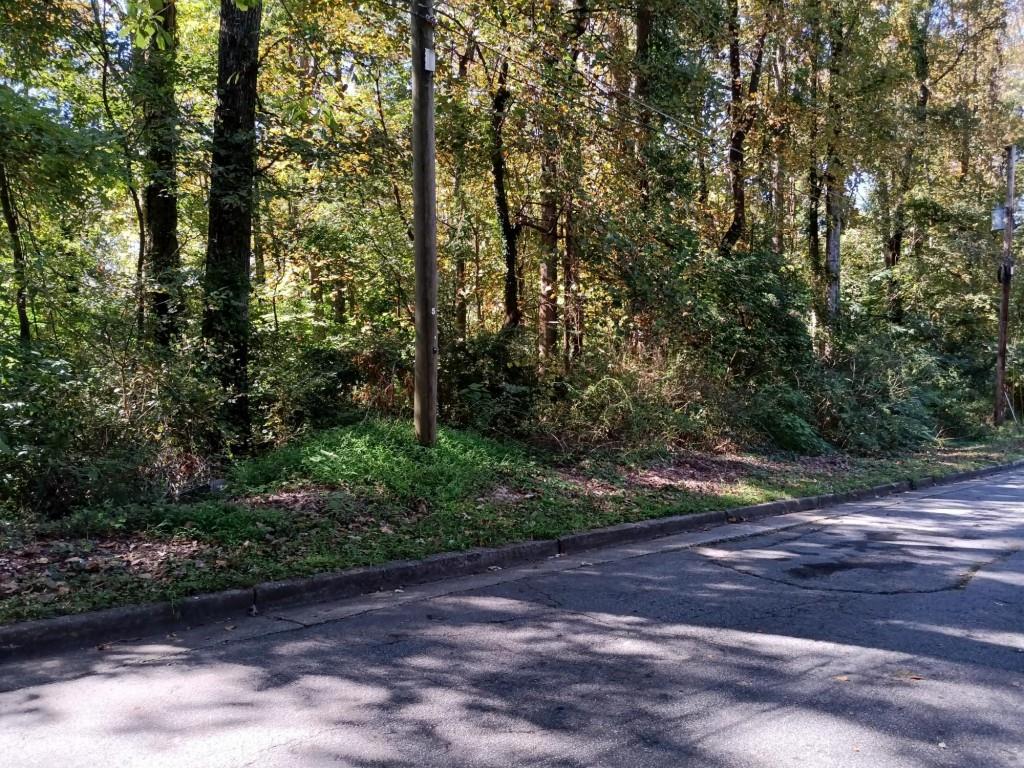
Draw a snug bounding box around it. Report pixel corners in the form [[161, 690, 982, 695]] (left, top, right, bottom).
[[2, 470, 1023, 767]]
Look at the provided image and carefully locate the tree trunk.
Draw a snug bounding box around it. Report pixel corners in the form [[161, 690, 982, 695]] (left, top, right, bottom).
[[90, 0, 147, 336], [454, 256, 467, 339], [538, 152, 558, 357], [771, 35, 787, 258], [538, 0, 588, 360], [332, 276, 346, 325], [202, 0, 262, 448], [807, 162, 823, 315], [719, 0, 771, 256], [824, 163, 842, 323], [0, 163, 30, 345], [563, 196, 583, 368], [452, 140, 468, 341], [491, 61, 520, 329], [309, 259, 324, 324], [634, 0, 652, 190], [822, 10, 845, 327], [804, 0, 826, 326], [141, 1, 181, 347], [253, 176, 265, 285], [884, 1, 933, 323]]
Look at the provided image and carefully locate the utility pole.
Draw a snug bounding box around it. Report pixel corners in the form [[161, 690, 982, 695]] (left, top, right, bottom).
[[411, 0, 438, 446], [995, 144, 1016, 426]]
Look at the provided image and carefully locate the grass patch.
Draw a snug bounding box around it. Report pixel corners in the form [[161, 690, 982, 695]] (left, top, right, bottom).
[[2, 419, 1023, 624]]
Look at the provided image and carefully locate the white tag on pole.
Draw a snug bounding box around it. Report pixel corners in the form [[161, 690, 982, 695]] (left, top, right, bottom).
[[424, 48, 435, 72]]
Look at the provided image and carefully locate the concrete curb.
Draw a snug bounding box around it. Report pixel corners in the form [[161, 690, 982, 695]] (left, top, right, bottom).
[[3, 457, 1023, 662]]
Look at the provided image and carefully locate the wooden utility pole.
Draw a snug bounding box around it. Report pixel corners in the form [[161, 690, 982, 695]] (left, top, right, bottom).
[[411, 0, 438, 446], [995, 144, 1016, 426]]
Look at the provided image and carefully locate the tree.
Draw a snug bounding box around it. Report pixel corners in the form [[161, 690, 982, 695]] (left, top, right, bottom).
[[138, 0, 182, 346], [490, 59, 521, 330], [719, 0, 774, 257], [203, 0, 262, 446], [0, 163, 30, 345]]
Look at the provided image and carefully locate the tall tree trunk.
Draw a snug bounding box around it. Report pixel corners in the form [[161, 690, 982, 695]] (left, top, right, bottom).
[[253, 176, 265, 285], [141, 1, 181, 347], [563, 195, 583, 368], [202, 0, 262, 447], [0, 163, 30, 345], [454, 256, 467, 339], [807, 162, 823, 314], [538, 0, 588, 360], [634, 0, 652, 191], [309, 259, 324, 324], [607, 15, 632, 158], [538, 146, 559, 358], [804, 0, 826, 327], [452, 120, 468, 341], [771, 34, 787, 258], [491, 61, 520, 329], [332, 276, 346, 324], [719, 0, 771, 256], [452, 219, 468, 340], [822, 9, 846, 327], [824, 160, 842, 323], [884, 1, 933, 324], [90, 0, 147, 335]]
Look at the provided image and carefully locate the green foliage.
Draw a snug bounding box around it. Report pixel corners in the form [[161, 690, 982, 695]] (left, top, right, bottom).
[[0, 0, 1016, 521], [690, 248, 814, 378], [537, 353, 721, 450], [0, 337, 223, 517], [253, 337, 363, 439], [810, 332, 967, 454], [231, 418, 532, 507], [441, 329, 538, 435], [748, 384, 832, 455]]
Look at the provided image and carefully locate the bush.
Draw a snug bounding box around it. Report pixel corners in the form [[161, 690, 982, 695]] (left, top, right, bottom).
[[0, 338, 222, 517], [441, 328, 539, 435], [748, 383, 831, 455], [253, 338, 362, 439], [811, 334, 947, 454], [532, 350, 726, 450]]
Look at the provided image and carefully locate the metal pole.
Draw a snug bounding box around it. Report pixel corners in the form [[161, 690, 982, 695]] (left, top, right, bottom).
[[995, 144, 1016, 426], [411, 0, 438, 446]]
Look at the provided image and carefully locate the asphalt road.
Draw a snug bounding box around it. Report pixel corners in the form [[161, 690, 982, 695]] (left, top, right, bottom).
[[2, 470, 1024, 768]]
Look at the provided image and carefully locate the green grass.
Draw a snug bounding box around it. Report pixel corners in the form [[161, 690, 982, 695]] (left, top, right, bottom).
[[231, 419, 533, 504], [2, 419, 1023, 624]]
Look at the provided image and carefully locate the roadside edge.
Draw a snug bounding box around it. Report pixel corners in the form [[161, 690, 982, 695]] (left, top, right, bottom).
[[3, 457, 1022, 662]]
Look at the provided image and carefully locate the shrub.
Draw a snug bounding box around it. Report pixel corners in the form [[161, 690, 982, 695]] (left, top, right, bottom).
[[441, 328, 539, 435], [0, 338, 222, 517], [747, 383, 831, 455]]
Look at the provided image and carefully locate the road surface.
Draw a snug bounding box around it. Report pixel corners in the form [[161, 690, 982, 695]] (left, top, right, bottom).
[[2, 469, 1023, 767]]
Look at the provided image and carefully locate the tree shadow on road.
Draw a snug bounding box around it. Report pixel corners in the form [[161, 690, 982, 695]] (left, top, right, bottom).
[[2, 477, 1024, 767]]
